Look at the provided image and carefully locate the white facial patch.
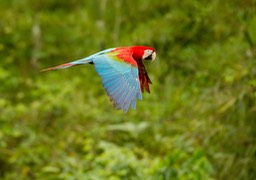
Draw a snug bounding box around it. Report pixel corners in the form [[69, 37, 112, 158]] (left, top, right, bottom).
[[142, 49, 153, 59]]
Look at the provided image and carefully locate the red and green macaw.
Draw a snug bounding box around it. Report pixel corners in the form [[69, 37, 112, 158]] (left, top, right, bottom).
[[41, 46, 156, 113]]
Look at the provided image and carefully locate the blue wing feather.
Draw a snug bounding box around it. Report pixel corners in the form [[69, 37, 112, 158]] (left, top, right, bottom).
[[122, 87, 134, 112], [92, 54, 141, 113]]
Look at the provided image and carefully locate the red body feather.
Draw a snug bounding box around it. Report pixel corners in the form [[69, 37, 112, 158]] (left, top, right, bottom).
[[111, 46, 154, 93], [131, 46, 153, 93]]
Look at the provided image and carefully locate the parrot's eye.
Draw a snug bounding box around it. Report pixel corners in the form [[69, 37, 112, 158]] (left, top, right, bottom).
[[143, 50, 156, 62]]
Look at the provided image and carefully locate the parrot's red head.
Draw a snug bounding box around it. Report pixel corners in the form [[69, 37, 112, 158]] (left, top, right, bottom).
[[131, 46, 156, 62]]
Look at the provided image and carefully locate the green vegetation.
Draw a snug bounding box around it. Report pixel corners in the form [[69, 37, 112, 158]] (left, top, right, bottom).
[[0, 0, 256, 179]]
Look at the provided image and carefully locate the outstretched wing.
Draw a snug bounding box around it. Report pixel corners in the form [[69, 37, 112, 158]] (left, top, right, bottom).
[[92, 53, 142, 113]]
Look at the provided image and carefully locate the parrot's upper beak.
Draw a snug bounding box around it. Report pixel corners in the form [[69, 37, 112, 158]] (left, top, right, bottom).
[[151, 52, 156, 62]]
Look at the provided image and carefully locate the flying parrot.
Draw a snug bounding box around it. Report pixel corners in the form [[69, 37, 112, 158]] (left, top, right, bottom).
[[41, 46, 156, 113]]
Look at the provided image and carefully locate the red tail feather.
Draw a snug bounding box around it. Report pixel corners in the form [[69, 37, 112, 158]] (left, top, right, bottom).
[[40, 63, 74, 72]]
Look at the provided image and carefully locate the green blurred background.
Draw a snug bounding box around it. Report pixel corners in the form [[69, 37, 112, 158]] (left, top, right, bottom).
[[0, 0, 256, 179]]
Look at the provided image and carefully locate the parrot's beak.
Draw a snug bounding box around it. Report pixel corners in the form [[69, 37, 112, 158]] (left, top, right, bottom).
[[151, 52, 156, 62]]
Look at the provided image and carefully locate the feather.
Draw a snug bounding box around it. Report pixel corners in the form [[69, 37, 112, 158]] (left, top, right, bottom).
[[93, 54, 141, 113], [40, 57, 93, 72], [137, 61, 152, 93]]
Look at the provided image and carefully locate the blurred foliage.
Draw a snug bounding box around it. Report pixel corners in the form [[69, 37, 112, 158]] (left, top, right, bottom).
[[0, 0, 256, 179]]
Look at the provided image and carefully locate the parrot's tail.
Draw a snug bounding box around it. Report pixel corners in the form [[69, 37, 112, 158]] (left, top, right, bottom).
[[40, 63, 76, 72], [40, 58, 92, 72]]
